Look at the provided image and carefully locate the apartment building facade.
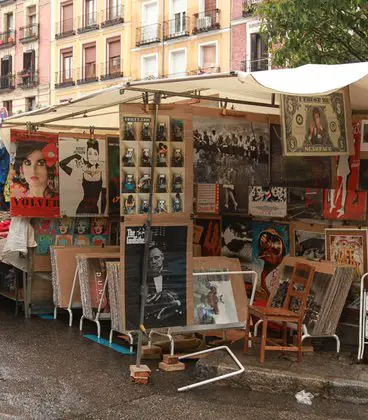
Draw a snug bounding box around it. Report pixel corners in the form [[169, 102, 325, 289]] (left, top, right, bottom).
[[0, 0, 51, 116], [50, 0, 130, 105], [231, 0, 268, 72]]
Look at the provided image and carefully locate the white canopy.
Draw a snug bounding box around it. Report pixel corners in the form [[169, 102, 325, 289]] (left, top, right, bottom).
[[2, 62, 368, 151]]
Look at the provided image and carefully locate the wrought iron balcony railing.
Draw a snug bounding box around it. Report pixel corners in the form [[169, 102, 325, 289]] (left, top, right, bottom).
[[55, 70, 75, 89], [101, 5, 124, 27], [76, 64, 98, 84], [242, 57, 269, 72], [77, 12, 99, 33], [164, 16, 190, 40], [190, 66, 221, 75], [100, 59, 123, 80], [19, 24, 39, 43], [55, 18, 76, 39], [243, 0, 263, 17], [193, 9, 220, 34], [0, 30, 15, 48], [0, 74, 15, 90], [17, 69, 39, 88], [136, 23, 161, 47]]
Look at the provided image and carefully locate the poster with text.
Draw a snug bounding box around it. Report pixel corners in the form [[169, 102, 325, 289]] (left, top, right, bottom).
[[249, 186, 287, 218], [281, 90, 351, 156], [59, 137, 107, 217], [323, 122, 367, 220], [124, 225, 188, 330], [10, 130, 60, 217], [196, 184, 219, 213]]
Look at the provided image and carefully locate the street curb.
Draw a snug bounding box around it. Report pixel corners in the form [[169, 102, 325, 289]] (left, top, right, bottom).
[[195, 358, 368, 405]]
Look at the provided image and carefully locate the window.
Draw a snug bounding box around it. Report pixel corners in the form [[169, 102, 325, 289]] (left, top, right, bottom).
[[199, 43, 217, 72], [23, 50, 35, 71], [3, 101, 12, 116], [0, 56, 12, 88], [5, 13, 13, 32], [60, 48, 73, 82], [27, 6, 37, 27], [83, 43, 96, 79], [142, 1, 158, 41], [85, 0, 95, 26], [26, 97, 36, 112], [250, 33, 268, 72], [108, 0, 119, 19], [171, 0, 186, 34], [107, 38, 120, 75], [61, 2, 73, 33], [169, 49, 186, 77], [141, 54, 158, 80]]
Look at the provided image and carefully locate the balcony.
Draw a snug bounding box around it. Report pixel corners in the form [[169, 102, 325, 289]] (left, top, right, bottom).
[[136, 23, 161, 47], [55, 19, 76, 39], [243, 0, 263, 18], [242, 58, 269, 72], [76, 64, 98, 85], [0, 74, 15, 91], [17, 70, 39, 88], [55, 70, 75, 89], [164, 16, 190, 41], [101, 5, 124, 28], [0, 30, 15, 49], [19, 24, 39, 43], [100, 59, 123, 81], [190, 66, 221, 76], [193, 9, 220, 35], [77, 12, 99, 34]]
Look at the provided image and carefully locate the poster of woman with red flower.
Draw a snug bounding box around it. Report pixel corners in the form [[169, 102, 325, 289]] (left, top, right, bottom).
[[10, 130, 60, 217]]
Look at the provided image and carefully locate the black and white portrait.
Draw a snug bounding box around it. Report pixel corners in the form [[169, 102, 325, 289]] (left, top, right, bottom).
[[219, 183, 248, 214], [193, 117, 269, 185], [294, 229, 326, 261], [249, 186, 287, 218], [124, 225, 188, 330], [288, 188, 323, 219]]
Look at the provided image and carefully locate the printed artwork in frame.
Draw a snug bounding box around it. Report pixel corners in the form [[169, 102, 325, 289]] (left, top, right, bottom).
[[196, 183, 219, 213], [290, 221, 326, 261], [10, 130, 60, 218], [249, 186, 287, 218], [288, 188, 323, 220], [59, 137, 108, 217], [360, 120, 368, 152], [281, 88, 352, 156], [323, 122, 367, 220], [122, 223, 192, 330], [325, 228, 368, 278], [194, 217, 221, 257], [219, 183, 248, 215]]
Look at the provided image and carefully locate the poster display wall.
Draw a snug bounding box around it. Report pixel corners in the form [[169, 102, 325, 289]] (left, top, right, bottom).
[[249, 186, 287, 218]]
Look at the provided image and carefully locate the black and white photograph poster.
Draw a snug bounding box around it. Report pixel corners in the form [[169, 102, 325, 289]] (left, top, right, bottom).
[[248, 186, 287, 218], [123, 225, 188, 330], [290, 222, 326, 261], [59, 137, 107, 217], [193, 116, 269, 185], [288, 188, 323, 219]]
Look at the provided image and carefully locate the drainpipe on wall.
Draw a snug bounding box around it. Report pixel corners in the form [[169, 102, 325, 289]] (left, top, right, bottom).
[[161, 0, 165, 78]]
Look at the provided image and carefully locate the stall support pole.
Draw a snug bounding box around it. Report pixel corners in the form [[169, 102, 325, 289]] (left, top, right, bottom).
[[135, 93, 161, 369]]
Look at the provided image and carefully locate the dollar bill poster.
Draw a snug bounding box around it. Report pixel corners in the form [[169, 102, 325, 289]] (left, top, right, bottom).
[[281, 89, 352, 156]]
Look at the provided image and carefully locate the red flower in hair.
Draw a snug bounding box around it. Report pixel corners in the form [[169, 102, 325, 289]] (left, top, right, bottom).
[[42, 143, 58, 167]]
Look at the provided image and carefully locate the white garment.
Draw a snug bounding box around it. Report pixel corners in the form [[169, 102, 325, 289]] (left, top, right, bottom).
[[153, 275, 163, 293]]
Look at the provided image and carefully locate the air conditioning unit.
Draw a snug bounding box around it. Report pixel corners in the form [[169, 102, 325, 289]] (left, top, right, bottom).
[[197, 16, 212, 30]]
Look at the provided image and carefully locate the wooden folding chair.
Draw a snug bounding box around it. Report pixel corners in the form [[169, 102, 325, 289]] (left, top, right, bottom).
[[244, 262, 315, 363]]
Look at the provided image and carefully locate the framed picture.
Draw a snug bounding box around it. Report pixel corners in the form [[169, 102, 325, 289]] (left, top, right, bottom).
[[193, 116, 269, 185], [10, 130, 60, 218], [281, 88, 352, 156], [59, 137, 108, 217], [325, 228, 368, 277], [360, 120, 368, 152], [288, 188, 323, 220], [122, 223, 192, 330], [249, 186, 287, 218], [290, 221, 326, 261]]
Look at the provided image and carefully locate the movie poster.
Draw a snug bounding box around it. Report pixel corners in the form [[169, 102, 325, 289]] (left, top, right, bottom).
[[248, 186, 287, 218], [323, 122, 367, 220], [123, 225, 188, 330], [10, 130, 60, 217], [59, 137, 107, 217], [281, 89, 351, 156], [108, 137, 120, 215], [288, 188, 323, 219], [326, 228, 367, 277], [252, 221, 290, 296], [193, 117, 269, 185], [194, 218, 221, 256]]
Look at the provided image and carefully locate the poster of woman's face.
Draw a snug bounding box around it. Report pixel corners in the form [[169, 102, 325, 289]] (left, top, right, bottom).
[[10, 130, 60, 217], [59, 137, 107, 216]]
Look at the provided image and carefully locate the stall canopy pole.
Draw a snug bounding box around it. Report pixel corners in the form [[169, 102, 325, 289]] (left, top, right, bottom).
[[136, 92, 161, 368]]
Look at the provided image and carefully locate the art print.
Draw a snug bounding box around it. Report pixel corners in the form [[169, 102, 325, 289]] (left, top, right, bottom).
[[107, 138, 120, 215], [288, 188, 323, 219], [74, 235, 91, 246], [193, 117, 269, 185], [326, 229, 367, 277], [171, 118, 184, 142], [59, 137, 107, 216], [196, 184, 219, 213], [290, 222, 326, 261], [281, 89, 351, 156], [10, 130, 59, 218], [55, 217, 74, 246], [360, 120, 368, 152], [324, 122, 367, 220], [249, 186, 287, 218], [124, 225, 188, 330], [194, 218, 221, 257], [252, 221, 290, 296], [219, 184, 248, 214]]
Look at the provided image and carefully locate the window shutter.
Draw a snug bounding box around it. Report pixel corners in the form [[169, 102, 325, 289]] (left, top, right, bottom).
[[202, 45, 216, 68], [109, 40, 120, 58]]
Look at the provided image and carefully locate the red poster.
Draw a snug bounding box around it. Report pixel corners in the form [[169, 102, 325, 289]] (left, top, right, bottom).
[[323, 123, 367, 220], [10, 130, 60, 218]]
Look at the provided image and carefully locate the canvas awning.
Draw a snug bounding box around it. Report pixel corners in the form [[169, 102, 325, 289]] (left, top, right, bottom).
[[1, 62, 368, 151]]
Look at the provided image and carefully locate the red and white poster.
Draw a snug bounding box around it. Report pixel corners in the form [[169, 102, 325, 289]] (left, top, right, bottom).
[[323, 123, 367, 220], [10, 130, 60, 218], [196, 184, 219, 213]]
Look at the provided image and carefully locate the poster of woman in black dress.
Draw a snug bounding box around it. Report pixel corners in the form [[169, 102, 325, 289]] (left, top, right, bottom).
[[59, 137, 107, 216]]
